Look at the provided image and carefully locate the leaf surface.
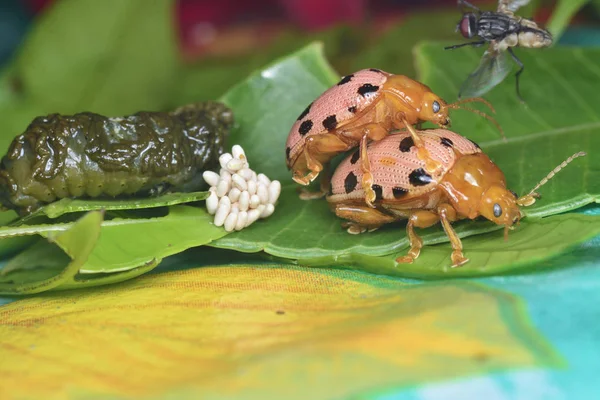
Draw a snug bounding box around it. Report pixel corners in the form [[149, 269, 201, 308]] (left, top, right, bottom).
[[0, 211, 102, 294], [0, 266, 561, 399], [295, 214, 600, 279], [220, 42, 339, 182], [0, 206, 228, 291], [15, 191, 208, 222], [212, 43, 600, 264]]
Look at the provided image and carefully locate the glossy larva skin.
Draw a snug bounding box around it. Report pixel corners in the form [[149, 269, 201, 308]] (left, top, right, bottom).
[[0, 102, 233, 215], [328, 129, 481, 205], [284, 69, 449, 182]]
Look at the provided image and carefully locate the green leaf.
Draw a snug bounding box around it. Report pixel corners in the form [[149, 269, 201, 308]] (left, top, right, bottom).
[[295, 213, 600, 279], [0, 211, 103, 295], [211, 184, 501, 258], [14, 191, 208, 223], [546, 0, 591, 41], [211, 42, 600, 263], [0, 206, 229, 293], [0, 0, 179, 152], [219, 42, 339, 182], [72, 205, 227, 274]]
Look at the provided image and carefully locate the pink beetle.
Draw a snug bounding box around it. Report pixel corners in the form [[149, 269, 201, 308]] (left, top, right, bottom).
[[327, 128, 584, 268], [284, 68, 498, 207]]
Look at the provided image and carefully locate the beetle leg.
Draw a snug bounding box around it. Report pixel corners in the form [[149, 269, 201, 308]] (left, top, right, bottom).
[[396, 210, 440, 264], [294, 133, 350, 195], [359, 134, 378, 208], [334, 203, 398, 233], [338, 122, 390, 208], [298, 164, 331, 200], [437, 204, 469, 268], [402, 121, 444, 175]]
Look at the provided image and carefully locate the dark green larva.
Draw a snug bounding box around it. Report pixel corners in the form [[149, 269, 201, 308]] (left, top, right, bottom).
[[0, 101, 233, 215]]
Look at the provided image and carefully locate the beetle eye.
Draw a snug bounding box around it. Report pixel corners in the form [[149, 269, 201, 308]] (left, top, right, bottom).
[[493, 203, 502, 218], [432, 101, 440, 113]]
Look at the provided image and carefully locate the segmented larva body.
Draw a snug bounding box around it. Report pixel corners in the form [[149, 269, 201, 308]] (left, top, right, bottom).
[[0, 101, 233, 215]]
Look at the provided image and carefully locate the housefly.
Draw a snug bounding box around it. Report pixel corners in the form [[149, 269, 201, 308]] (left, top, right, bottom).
[[445, 0, 552, 101]]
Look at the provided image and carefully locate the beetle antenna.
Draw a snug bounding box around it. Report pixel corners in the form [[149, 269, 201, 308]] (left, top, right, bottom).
[[449, 97, 496, 114], [449, 105, 506, 141], [517, 151, 587, 207]]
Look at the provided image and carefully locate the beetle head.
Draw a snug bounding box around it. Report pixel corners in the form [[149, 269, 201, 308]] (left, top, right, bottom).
[[420, 92, 450, 127], [480, 185, 522, 239]]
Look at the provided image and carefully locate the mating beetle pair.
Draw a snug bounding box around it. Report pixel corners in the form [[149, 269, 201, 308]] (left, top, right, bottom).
[[285, 69, 584, 267]]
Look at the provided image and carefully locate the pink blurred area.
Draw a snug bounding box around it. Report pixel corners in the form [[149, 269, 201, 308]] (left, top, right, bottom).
[[23, 0, 553, 61]]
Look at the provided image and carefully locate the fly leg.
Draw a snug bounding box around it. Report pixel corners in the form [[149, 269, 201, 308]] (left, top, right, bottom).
[[457, 0, 481, 12], [437, 204, 469, 267], [507, 47, 525, 103], [334, 203, 398, 234], [444, 41, 486, 50], [396, 210, 440, 264], [338, 122, 389, 208]]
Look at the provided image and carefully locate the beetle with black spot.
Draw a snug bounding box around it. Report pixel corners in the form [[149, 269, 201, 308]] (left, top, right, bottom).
[[284, 68, 501, 208], [326, 128, 584, 268]]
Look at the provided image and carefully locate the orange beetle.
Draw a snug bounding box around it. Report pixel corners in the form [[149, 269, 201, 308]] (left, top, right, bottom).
[[285, 69, 501, 207], [327, 128, 585, 267]]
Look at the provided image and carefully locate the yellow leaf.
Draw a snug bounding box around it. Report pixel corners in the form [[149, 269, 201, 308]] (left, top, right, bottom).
[[0, 265, 562, 400]]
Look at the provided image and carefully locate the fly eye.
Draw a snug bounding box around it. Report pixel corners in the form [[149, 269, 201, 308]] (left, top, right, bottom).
[[432, 101, 440, 113], [460, 14, 476, 38], [493, 203, 502, 218]]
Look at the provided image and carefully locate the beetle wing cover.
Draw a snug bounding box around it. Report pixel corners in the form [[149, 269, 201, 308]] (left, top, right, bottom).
[[328, 129, 481, 203], [285, 69, 389, 166]]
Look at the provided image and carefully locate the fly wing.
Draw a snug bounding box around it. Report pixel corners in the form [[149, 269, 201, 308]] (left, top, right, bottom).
[[458, 45, 512, 98], [498, 0, 531, 13]]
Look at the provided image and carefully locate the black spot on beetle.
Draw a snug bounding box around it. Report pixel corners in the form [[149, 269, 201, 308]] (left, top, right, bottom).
[[344, 172, 358, 194], [322, 115, 338, 131], [348, 106, 357, 113], [338, 74, 354, 85], [372, 184, 383, 201], [276, 310, 285, 315], [440, 137, 454, 147], [392, 187, 408, 198], [409, 168, 434, 186], [298, 120, 313, 136], [297, 102, 312, 121], [357, 83, 379, 97], [350, 149, 360, 164], [369, 68, 382, 73], [469, 138, 481, 149], [399, 136, 414, 152], [285, 146, 291, 160]]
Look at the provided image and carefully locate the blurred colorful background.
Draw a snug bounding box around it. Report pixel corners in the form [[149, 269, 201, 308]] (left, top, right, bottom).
[[2, 1, 600, 400]]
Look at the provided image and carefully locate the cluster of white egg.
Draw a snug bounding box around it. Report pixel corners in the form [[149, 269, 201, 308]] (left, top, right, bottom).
[[202, 145, 281, 232]]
